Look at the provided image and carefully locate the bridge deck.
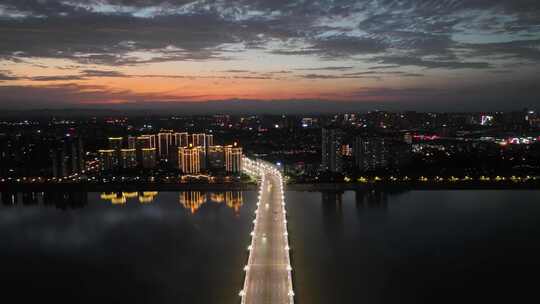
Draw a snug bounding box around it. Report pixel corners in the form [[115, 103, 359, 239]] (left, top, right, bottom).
[[241, 160, 293, 304]]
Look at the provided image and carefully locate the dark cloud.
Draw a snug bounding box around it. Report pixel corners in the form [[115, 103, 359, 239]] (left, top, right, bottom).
[[82, 70, 126, 77], [30, 75, 86, 81], [0, 0, 539, 110], [0, 0, 539, 66], [294, 66, 354, 71], [372, 56, 492, 69], [300, 73, 380, 80], [463, 39, 540, 61], [0, 72, 18, 81]]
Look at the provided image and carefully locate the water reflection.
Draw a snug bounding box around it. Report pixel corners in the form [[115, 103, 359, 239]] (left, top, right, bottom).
[[1, 190, 244, 214], [179, 191, 243, 214], [0, 190, 255, 304], [1, 191, 88, 209], [100, 191, 159, 205], [98, 191, 243, 214], [355, 190, 388, 209], [320, 190, 390, 210]]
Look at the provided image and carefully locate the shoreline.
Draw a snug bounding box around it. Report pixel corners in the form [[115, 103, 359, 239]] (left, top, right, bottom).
[[1, 181, 539, 192]]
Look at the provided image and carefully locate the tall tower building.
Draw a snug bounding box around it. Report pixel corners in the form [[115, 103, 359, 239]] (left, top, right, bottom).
[[179, 145, 201, 174], [51, 136, 85, 177], [120, 149, 137, 169], [108, 136, 122, 150], [158, 132, 172, 159], [136, 136, 152, 164], [225, 143, 242, 174], [141, 148, 157, 169], [142, 134, 156, 149], [127, 136, 136, 149], [98, 149, 116, 172], [321, 127, 344, 173], [354, 136, 389, 172], [192, 133, 206, 147], [208, 145, 225, 170], [205, 134, 214, 147], [173, 132, 189, 147]]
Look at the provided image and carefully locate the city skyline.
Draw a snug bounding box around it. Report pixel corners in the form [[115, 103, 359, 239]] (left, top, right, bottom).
[[0, 0, 539, 111]]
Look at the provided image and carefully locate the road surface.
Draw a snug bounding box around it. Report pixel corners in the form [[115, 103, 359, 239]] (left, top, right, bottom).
[[241, 158, 294, 304]]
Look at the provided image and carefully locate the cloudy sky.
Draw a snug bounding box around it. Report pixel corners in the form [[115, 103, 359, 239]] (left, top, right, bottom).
[[0, 0, 539, 111]]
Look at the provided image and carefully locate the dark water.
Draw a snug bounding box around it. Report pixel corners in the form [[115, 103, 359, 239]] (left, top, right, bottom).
[[0, 191, 255, 304], [287, 190, 540, 304], [1, 190, 540, 304]]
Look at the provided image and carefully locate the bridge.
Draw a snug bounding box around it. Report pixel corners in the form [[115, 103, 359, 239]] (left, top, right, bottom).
[[240, 158, 294, 304]]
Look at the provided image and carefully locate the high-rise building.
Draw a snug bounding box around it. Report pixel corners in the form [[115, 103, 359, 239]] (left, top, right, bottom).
[[321, 127, 344, 173], [206, 134, 214, 147], [136, 136, 152, 164], [208, 145, 225, 170], [158, 132, 172, 159], [127, 136, 136, 149], [354, 136, 412, 172], [51, 136, 85, 177], [173, 132, 189, 147], [225, 143, 242, 174], [141, 148, 157, 169], [120, 149, 137, 169], [108, 136, 122, 151], [192, 133, 206, 147], [404, 132, 413, 144], [142, 134, 156, 149], [98, 149, 116, 172], [179, 145, 201, 174], [354, 137, 389, 172]]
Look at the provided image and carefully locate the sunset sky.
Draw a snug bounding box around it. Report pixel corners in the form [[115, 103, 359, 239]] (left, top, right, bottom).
[[0, 0, 539, 111]]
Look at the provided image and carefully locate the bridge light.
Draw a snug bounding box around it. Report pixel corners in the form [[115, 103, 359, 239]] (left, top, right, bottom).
[[285, 245, 290, 251], [288, 290, 295, 296], [244, 265, 249, 271], [239, 290, 245, 297], [287, 265, 292, 271]]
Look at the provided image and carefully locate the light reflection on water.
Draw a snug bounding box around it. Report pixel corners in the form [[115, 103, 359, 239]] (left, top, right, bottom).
[[0, 190, 255, 304], [2, 190, 540, 304]]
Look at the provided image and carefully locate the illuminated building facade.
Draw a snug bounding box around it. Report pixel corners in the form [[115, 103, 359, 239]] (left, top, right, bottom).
[[108, 137, 123, 160], [208, 145, 225, 170], [158, 132, 172, 159], [192, 133, 206, 147], [174, 132, 189, 147], [98, 149, 116, 171], [120, 149, 137, 169], [127, 136, 136, 149], [136, 136, 152, 164], [142, 134, 156, 149], [206, 134, 214, 147], [179, 145, 201, 174], [141, 148, 157, 169], [321, 127, 344, 173], [225, 144, 242, 173]]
